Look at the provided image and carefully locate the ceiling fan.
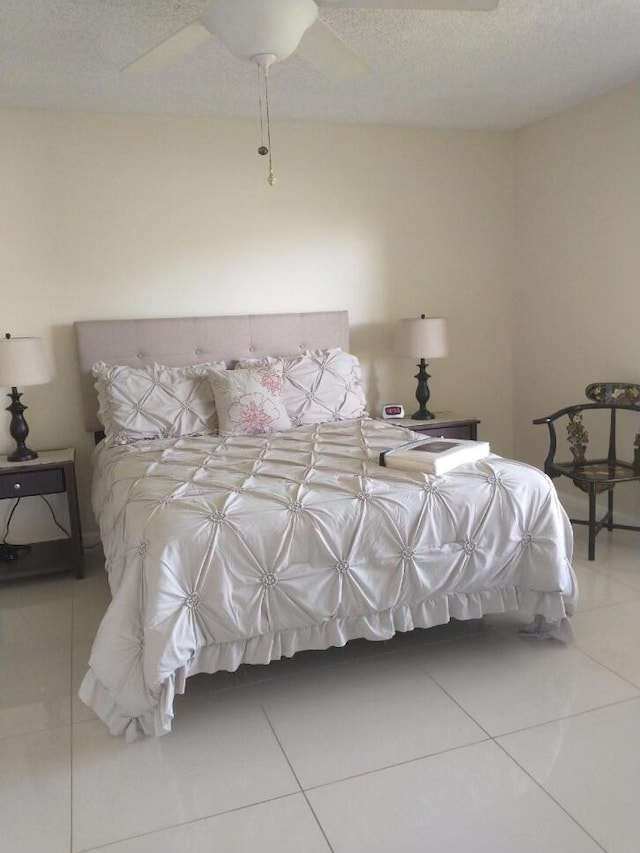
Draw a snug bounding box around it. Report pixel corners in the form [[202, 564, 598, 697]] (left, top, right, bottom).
[[125, 0, 498, 186], [125, 0, 499, 83]]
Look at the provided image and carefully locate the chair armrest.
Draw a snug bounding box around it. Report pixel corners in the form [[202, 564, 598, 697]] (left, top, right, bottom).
[[534, 401, 640, 475], [532, 415, 560, 473], [533, 404, 589, 425]]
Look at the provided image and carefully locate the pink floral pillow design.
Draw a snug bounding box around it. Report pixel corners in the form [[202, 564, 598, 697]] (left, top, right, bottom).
[[237, 348, 368, 426], [209, 366, 292, 437]]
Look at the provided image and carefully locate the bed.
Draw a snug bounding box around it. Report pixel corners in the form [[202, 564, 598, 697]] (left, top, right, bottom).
[[75, 311, 577, 739]]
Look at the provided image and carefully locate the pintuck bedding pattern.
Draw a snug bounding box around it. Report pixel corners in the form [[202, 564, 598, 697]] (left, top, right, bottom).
[[92, 361, 228, 443], [79, 417, 577, 740]]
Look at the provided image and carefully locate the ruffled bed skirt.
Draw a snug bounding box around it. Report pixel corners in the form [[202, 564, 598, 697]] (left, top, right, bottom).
[[78, 583, 574, 741]]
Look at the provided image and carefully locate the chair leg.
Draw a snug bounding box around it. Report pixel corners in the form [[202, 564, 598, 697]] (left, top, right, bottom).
[[607, 488, 614, 531], [588, 490, 597, 561]]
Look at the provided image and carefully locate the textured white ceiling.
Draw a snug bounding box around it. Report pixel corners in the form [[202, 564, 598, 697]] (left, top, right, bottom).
[[1, 0, 639, 129]]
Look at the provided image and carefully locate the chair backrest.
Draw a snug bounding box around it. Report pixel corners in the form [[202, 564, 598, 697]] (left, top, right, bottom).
[[583, 384, 640, 463], [585, 382, 640, 406], [533, 382, 640, 471]]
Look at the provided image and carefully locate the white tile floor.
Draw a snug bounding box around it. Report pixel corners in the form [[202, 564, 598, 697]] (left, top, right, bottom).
[[1, 526, 639, 853]]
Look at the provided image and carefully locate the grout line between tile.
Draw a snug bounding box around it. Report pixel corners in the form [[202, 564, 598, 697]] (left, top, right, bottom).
[[492, 694, 640, 739], [576, 599, 640, 614], [567, 637, 640, 692], [73, 791, 309, 853], [414, 664, 494, 739], [576, 595, 640, 615], [302, 735, 492, 796], [259, 705, 304, 792], [300, 791, 337, 853], [575, 564, 640, 595], [260, 705, 335, 853], [0, 718, 70, 744], [493, 739, 608, 852], [423, 638, 640, 739]]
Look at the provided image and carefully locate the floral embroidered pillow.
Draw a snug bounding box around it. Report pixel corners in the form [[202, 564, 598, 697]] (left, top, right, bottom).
[[238, 348, 368, 426], [209, 365, 292, 437], [93, 362, 226, 445]]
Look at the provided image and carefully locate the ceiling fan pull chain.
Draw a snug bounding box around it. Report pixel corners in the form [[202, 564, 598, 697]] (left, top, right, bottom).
[[255, 62, 275, 186], [264, 66, 275, 186], [257, 64, 268, 157]]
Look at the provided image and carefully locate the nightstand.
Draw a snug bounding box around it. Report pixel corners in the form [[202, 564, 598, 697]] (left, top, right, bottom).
[[391, 413, 480, 441], [0, 448, 84, 581]]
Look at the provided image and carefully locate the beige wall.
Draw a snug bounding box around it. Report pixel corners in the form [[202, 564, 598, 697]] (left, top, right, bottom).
[[514, 80, 640, 520], [0, 111, 515, 539], [4, 78, 638, 544], [3, 79, 639, 545]]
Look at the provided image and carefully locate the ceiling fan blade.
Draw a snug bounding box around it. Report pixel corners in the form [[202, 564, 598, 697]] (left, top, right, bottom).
[[123, 22, 214, 74], [296, 20, 370, 83], [322, 0, 498, 9]]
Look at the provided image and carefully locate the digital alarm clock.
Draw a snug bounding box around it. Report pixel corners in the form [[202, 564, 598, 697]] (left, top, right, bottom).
[[381, 403, 405, 419]]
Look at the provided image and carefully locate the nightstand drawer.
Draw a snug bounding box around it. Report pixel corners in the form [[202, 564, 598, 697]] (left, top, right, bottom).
[[423, 424, 475, 440], [0, 448, 84, 581], [390, 416, 480, 441], [0, 468, 65, 499]]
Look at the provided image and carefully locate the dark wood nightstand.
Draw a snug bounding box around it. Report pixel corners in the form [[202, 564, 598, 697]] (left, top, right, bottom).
[[0, 448, 84, 581], [391, 414, 480, 441]]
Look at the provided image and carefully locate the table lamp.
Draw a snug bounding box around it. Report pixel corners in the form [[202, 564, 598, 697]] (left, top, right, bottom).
[[396, 315, 449, 420], [0, 333, 53, 461]]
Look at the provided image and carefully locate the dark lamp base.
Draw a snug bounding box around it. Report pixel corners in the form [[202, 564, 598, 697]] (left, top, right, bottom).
[[7, 446, 38, 462], [411, 359, 436, 423], [5, 386, 38, 463]]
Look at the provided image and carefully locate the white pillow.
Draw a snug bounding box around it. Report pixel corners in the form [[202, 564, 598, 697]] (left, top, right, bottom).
[[93, 362, 226, 445], [209, 365, 292, 437], [238, 348, 368, 426]]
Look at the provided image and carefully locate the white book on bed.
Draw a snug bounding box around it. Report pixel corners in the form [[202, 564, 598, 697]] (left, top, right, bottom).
[[379, 437, 490, 475]]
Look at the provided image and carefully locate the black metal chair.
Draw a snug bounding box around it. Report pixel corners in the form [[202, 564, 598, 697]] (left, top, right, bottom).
[[533, 382, 640, 560]]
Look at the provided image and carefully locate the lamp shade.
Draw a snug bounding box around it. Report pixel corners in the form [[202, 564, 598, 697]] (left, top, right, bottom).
[[395, 317, 449, 360], [0, 336, 53, 388]]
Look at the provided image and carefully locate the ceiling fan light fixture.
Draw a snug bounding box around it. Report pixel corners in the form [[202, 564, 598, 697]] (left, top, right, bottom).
[[203, 0, 318, 65], [253, 52, 277, 70]]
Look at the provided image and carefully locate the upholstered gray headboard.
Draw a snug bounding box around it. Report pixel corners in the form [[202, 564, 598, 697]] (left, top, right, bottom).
[[75, 311, 350, 433]]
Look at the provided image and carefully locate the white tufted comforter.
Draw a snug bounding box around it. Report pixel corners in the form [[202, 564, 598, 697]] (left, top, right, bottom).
[[79, 418, 576, 738]]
